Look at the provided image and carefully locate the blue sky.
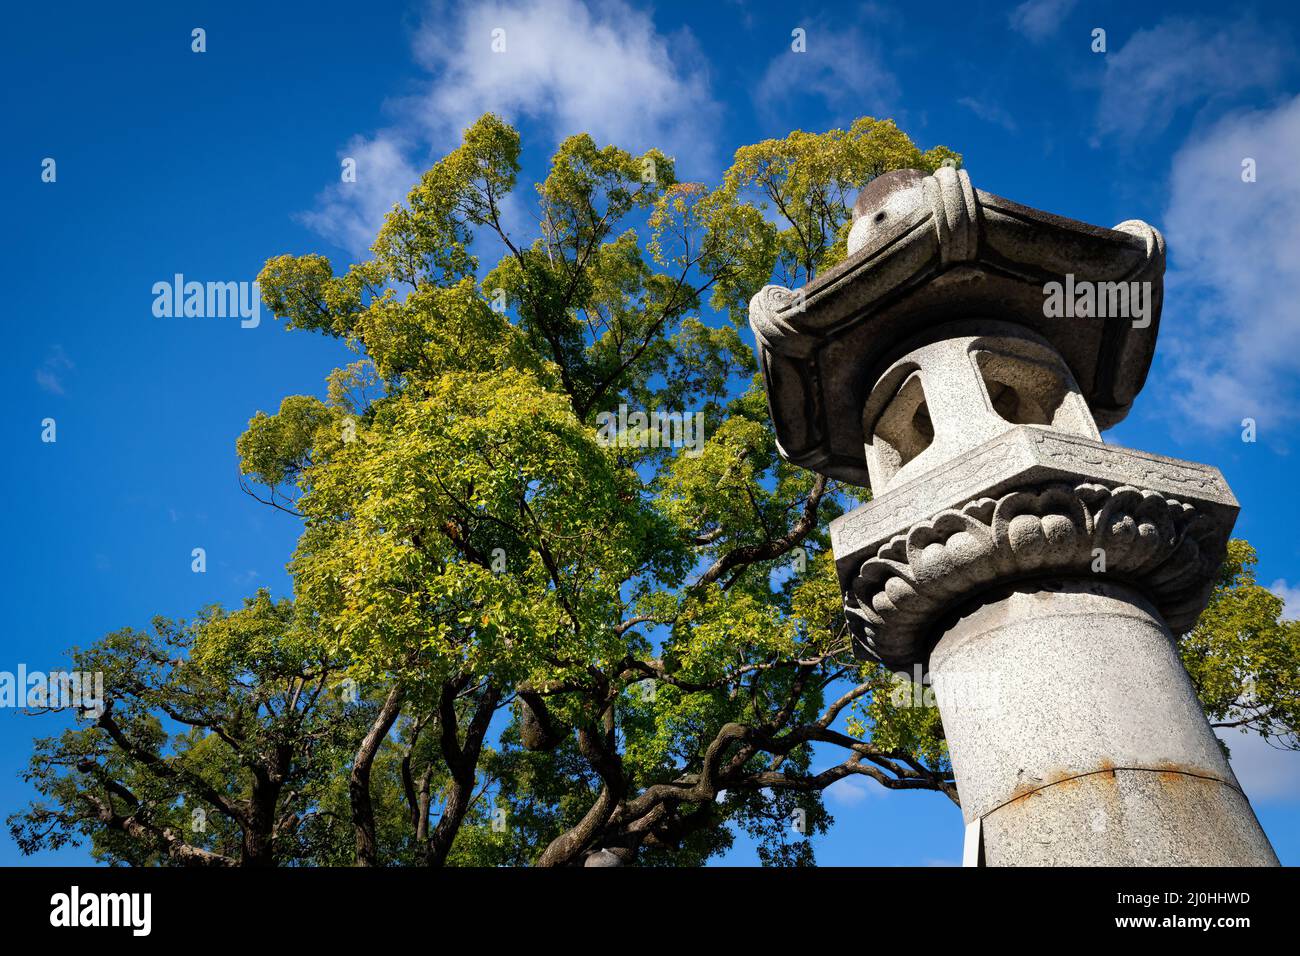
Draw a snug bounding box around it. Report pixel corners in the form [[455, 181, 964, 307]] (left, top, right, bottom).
[[3, 0, 1299, 865]]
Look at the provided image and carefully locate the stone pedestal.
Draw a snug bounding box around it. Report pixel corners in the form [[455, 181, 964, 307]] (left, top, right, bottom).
[[932, 579, 1278, 866], [748, 165, 1280, 866]]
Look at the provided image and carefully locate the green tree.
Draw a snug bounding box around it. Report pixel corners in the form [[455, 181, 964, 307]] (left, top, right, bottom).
[[1182, 540, 1300, 752], [259, 115, 964, 866], [244, 114, 964, 866], [9, 593, 363, 865]]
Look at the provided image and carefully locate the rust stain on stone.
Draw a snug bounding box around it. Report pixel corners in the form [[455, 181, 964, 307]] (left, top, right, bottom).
[[1150, 760, 1213, 788], [1003, 759, 1123, 807], [1005, 767, 1078, 805], [999, 759, 1223, 813]]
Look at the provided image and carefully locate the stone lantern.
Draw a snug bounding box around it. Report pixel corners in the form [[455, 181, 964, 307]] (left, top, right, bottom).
[[749, 166, 1278, 866]]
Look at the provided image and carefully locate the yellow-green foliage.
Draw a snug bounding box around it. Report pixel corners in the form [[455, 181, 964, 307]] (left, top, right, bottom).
[[1183, 540, 1300, 749]]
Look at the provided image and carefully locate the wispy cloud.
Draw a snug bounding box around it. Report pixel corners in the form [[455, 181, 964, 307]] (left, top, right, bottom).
[[825, 775, 874, 806], [958, 96, 1018, 132], [1160, 95, 1300, 432], [1008, 0, 1078, 43], [1095, 18, 1284, 143], [35, 345, 73, 395], [298, 133, 421, 260], [301, 0, 719, 256], [754, 22, 898, 123]]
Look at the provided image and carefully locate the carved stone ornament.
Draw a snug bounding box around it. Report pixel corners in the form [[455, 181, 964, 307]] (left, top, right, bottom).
[[845, 481, 1228, 668]]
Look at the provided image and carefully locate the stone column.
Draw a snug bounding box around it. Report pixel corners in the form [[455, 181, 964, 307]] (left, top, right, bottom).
[[748, 166, 1279, 866], [933, 579, 1277, 866]]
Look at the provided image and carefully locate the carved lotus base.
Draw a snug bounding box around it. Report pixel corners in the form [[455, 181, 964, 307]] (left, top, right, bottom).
[[830, 428, 1238, 668]]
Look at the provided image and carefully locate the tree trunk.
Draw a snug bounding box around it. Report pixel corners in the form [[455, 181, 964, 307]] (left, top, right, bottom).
[[350, 684, 403, 866], [425, 682, 500, 866]]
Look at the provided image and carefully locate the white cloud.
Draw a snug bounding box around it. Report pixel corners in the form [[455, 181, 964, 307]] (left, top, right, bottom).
[[1269, 579, 1300, 620], [1160, 95, 1300, 431], [1008, 0, 1078, 43], [755, 24, 898, 122], [413, 0, 716, 165], [1095, 18, 1284, 142], [1221, 730, 1300, 803], [302, 0, 719, 256], [35, 345, 73, 395]]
